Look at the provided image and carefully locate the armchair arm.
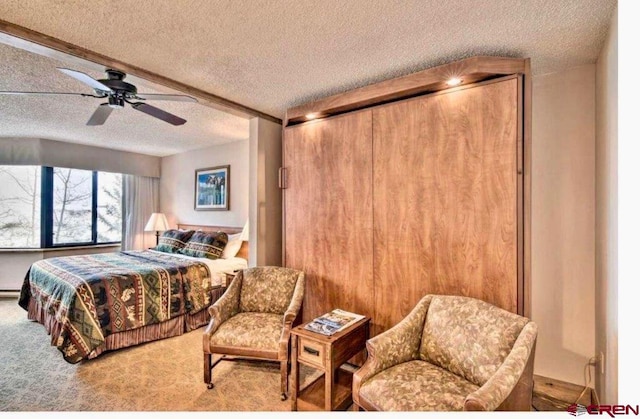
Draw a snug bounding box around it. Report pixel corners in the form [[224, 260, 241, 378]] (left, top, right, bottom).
[[279, 272, 305, 356], [203, 272, 242, 353], [353, 295, 432, 406], [464, 322, 538, 411], [283, 272, 305, 328]]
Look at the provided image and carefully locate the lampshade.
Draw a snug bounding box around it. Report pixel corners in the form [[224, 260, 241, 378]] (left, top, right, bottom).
[[239, 219, 249, 241], [144, 213, 169, 232]]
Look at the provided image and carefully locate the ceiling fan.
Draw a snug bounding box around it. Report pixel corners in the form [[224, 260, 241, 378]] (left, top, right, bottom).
[[0, 68, 198, 126]]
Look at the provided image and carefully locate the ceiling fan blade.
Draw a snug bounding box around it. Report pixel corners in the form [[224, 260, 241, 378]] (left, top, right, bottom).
[[131, 102, 186, 126], [57, 68, 113, 93], [135, 93, 198, 103], [0, 91, 97, 97], [86, 104, 113, 126]]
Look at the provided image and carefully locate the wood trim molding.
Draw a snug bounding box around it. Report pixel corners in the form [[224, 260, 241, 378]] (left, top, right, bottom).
[[176, 224, 243, 235], [0, 19, 281, 124], [285, 56, 527, 125], [517, 75, 525, 316], [523, 58, 532, 319], [208, 345, 280, 360]]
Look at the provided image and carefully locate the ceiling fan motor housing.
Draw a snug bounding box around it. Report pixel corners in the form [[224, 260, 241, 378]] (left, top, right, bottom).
[[96, 69, 138, 98]]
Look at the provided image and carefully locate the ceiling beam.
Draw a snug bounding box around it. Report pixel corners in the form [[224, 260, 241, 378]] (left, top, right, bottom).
[[0, 18, 281, 124]]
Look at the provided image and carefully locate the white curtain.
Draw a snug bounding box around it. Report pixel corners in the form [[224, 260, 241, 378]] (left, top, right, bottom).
[[122, 174, 159, 250]]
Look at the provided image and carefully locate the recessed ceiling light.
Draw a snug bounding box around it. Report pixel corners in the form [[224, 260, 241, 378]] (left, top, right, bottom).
[[305, 112, 320, 120], [446, 77, 463, 86]]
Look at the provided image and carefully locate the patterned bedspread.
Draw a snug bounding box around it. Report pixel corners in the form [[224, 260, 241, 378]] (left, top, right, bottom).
[[18, 250, 212, 363]]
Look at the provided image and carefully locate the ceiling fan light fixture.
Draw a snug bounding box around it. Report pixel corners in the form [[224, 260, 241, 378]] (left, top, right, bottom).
[[108, 96, 124, 109]]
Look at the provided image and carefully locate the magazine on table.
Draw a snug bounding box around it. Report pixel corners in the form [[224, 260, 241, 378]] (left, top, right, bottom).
[[304, 309, 365, 336]]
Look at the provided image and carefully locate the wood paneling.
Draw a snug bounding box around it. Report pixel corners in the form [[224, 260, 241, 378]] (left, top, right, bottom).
[[285, 56, 527, 125], [372, 78, 519, 333], [284, 111, 374, 322], [0, 19, 281, 124], [283, 57, 529, 338]]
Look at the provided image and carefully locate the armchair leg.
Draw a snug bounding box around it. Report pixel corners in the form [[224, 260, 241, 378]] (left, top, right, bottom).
[[280, 359, 288, 401], [204, 353, 214, 389]]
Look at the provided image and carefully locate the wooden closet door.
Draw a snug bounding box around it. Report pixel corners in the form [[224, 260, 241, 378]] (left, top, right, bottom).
[[373, 78, 519, 334], [284, 110, 374, 322]]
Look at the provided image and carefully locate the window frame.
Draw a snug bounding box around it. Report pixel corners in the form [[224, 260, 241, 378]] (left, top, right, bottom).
[[40, 167, 121, 248]]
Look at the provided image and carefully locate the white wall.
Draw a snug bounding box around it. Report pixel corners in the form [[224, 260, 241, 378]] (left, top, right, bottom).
[[0, 138, 160, 177], [595, 9, 617, 404], [160, 140, 249, 229], [248, 117, 282, 267], [531, 64, 596, 385], [159, 118, 283, 267]]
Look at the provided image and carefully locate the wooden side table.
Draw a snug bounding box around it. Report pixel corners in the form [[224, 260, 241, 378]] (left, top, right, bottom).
[[290, 316, 370, 411]]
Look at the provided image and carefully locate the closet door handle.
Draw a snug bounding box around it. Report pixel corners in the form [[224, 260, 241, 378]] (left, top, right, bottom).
[[278, 167, 287, 189]]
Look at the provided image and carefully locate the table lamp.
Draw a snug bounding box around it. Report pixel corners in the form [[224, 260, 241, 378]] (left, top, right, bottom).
[[144, 213, 170, 246]]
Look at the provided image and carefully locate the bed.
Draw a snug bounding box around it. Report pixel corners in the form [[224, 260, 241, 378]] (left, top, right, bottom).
[[18, 224, 248, 363]]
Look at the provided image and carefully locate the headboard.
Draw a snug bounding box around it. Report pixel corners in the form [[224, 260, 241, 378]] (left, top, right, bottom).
[[177, 224, 249, 261]]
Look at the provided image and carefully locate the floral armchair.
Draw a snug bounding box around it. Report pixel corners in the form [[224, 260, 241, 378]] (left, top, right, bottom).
[[353, 295, 538, 411], [203, 266, 305, 400]]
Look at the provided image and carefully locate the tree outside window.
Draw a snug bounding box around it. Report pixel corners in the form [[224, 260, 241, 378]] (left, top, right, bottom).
[[0, 166, 41, 248], [53, 168, 93, 244], [0, 165, 122, 248]]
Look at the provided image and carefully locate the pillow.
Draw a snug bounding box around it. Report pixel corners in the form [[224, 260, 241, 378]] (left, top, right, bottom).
[[154, 229, 195, 253], [180, 231, 228, 260], [222, 233, 243, 259]]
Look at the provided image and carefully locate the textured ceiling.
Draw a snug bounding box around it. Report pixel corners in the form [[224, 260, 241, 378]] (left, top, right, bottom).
[[0, 0, 616, 120], [0, 42, 249, 157]]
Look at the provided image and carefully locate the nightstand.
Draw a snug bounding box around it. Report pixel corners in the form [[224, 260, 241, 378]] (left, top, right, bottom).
[[290, 316, 370, 411]]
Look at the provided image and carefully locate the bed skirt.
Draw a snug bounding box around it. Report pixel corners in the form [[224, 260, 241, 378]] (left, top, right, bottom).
[[27, 286, 226, 361]]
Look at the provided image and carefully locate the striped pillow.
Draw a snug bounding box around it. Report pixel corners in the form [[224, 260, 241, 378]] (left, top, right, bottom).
[[180, 231, 228, 260], [154, 229, 195, 254]]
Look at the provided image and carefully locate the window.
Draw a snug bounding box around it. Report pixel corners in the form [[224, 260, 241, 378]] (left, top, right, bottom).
[[52, 168, 93, 245], [97, 171, 123, 243], [0, 166, 41, 248], [0, 165, 122, 248]]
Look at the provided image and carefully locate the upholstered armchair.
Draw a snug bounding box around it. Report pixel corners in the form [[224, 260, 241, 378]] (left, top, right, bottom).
[[203, 266, 305, 400], [353, 295, 537, 411]]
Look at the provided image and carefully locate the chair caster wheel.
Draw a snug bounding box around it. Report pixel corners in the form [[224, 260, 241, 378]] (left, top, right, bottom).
[[281, 393, 287, 401], [207, 383, 214, 389]]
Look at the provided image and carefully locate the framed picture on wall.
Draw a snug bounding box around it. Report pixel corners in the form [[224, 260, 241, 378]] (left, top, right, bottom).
[[194, 165, 230, 211]]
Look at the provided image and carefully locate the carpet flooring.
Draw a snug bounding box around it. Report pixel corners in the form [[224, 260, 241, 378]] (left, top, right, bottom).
[[0, 297, 321, 411]]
